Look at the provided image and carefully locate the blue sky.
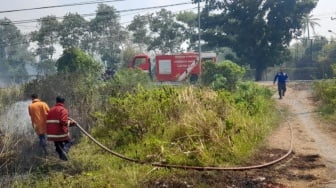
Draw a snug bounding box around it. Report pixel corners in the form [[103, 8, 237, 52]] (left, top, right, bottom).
[[0, 0, 335, 38]]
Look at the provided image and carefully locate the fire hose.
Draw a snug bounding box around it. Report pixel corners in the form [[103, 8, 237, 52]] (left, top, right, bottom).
[[69, 116, 293, 171]]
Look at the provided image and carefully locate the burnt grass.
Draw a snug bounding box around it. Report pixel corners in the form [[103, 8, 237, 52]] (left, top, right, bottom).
[[1, 138, 326, 187], [144, 148, 326, 188]]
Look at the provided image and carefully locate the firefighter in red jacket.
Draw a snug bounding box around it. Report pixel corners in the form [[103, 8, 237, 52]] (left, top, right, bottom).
[[46, 96, 75, 161]]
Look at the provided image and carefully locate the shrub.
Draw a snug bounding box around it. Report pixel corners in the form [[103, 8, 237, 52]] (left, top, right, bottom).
[[313, 79, 336, 114], [201, 60, 245, 91], [56, 48, 102, 77], [92, 85, 276, 166], [98, 68, 151, 98]]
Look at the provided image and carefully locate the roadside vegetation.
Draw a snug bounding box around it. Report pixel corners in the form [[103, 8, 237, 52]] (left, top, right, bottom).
[[3, 1, 335, 186], [0, 48, 282, 187], [0, 86, 23, 170], [312, 75, 336, 123], [0, 86, 23, 112]]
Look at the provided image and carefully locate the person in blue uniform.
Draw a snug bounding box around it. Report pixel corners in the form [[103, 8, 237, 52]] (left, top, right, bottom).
[[273, 68, 288, 99]]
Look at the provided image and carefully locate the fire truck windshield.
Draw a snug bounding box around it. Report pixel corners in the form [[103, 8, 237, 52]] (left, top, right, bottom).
[[134, 57, 146, 67]]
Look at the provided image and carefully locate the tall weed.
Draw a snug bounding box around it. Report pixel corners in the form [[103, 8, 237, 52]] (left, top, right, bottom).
[[312, 79, 336, 122], [0, 86, 25, 175], [13, 82, 278, 187], [11, 66, 278, 187], [0, 86, 23, 113], [92, 84, 276, 166]]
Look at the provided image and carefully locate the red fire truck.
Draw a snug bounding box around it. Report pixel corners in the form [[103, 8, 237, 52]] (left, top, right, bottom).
[[129, 52, 216, 82]]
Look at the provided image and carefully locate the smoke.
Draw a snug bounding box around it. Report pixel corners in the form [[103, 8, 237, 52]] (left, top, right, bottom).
[[0, 80, 5, 88], [0, 63, 38, 88], [0, 77, 14, 88], [0, 100, 34, 136], [0, 100, 44, 177]]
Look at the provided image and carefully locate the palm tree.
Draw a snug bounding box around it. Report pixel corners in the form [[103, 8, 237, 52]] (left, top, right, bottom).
[[302, 14, 321, 60], [302, 14, 321, 40]]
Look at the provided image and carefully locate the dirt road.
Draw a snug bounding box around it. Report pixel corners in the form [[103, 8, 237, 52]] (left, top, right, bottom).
[[265, 81, 336, 187]]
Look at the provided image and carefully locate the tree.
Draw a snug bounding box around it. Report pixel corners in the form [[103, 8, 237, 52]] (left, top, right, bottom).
[[301, 14, 321, 61], [194, 0, 318, 80], [120, 43, 139, 68], [127, 14, 151, 52], [34, 59, 57, 76], [56, 47, 102, 77], [289, 35, 327, 66], [176, 11, 199, 51], [317, 42, 336, 78], [302, 14, 321, 40], [89, 4, 127, 68], [31, 15, 60, 61], [59, 13, 88, 49], [147, 9, 185, 53], [304, 36, 327, 61], [128, 9, 189, 54], [0, 18, 33, 83]]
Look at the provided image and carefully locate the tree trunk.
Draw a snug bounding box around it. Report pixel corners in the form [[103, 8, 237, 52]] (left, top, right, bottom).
[[255, 66, 264, 81]]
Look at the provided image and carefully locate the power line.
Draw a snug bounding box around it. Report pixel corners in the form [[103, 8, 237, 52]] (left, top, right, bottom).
[[1, 2, 192, 26], [0, 4, 198, 46], [120, 6, 199, 25], [0, 6, 198, 45], [72, 2, 191, 18], [0, 0, 125, 14]]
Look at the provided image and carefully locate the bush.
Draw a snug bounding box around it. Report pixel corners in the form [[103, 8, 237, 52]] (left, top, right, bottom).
[[92, 85, 276, 166], [24, 48, 105, 130], [201, 60, 245, 91], [0, 86, 23, 113], [56, 48, 102, 77], [234, 82, 274, 115], [313, 79, 336, 114], [98, 68, 151, 98]]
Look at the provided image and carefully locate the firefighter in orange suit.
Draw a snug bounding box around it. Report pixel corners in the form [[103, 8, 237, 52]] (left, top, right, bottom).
[[28, 93, 50, 155], [46, 96, 75, 161]]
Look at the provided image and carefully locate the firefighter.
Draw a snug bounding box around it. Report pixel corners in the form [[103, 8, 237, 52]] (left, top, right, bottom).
[[273, 68, 288, 99], [46, 96, 76, 161], [28, 93, 50, 156]]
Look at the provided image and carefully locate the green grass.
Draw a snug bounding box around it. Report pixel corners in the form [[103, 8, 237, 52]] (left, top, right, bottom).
[[10, 83, 280, 187], [313, 79, 336, 124]]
